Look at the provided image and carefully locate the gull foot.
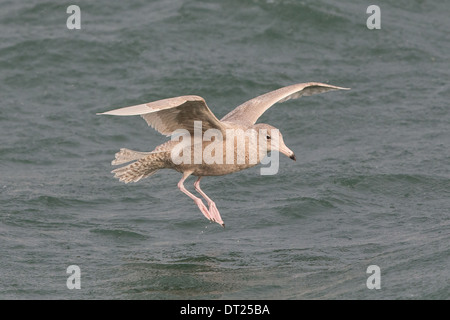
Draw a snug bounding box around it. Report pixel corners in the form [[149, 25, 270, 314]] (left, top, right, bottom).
[[208, 202, 225, 227], [194, 198, 214, 222]]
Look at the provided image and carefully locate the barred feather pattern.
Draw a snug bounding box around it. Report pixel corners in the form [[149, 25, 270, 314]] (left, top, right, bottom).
[[111, 148, 153, 165], [111, 151, 170, 183]]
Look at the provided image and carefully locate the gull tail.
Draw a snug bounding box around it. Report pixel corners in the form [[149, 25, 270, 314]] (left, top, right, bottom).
[[112, 148, 152, 165], [111, 150, 169, 184]]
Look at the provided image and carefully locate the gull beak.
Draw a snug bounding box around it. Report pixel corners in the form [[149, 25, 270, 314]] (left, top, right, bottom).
[[279, 145, 296, 161]]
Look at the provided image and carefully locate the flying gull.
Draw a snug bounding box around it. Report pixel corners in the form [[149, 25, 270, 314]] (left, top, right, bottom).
[[98, 82, 349, 227]]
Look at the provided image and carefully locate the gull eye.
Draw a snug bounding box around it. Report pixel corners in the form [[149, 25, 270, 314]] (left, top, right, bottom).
[[266, 135, 271, 140]]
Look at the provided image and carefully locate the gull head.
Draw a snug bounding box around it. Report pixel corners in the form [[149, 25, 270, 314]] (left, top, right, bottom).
[[253, 123, 296, 161]]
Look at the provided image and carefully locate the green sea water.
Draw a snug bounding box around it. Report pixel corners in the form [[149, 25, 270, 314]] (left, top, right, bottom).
[[0, 0, 449, 299]]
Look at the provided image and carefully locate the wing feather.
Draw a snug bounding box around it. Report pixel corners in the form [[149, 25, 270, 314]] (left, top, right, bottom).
[[98, 95, 225, 136], [221, 82, 349, 125]]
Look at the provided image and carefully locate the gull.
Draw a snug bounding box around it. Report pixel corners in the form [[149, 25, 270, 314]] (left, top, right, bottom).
[[98, 82, 349, 227]]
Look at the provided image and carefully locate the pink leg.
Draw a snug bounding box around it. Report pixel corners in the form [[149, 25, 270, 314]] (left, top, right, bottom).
[[194, 177, 225, 227], [177, 172, 213, 222]]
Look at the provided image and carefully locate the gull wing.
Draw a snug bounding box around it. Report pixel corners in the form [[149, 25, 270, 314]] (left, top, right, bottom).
[[98, 95, 225, 136], [221, 82, 349, 125]]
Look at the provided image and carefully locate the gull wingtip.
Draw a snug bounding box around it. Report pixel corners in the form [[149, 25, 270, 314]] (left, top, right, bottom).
[[329, 84, 350, 90], [307, 82, 350, 91]]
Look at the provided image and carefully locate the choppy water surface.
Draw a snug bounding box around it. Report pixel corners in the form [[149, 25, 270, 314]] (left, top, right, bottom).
[[0, 0, 449, 299]]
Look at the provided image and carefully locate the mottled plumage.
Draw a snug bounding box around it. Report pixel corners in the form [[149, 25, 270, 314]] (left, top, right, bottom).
[[98, 82, 349, 226]]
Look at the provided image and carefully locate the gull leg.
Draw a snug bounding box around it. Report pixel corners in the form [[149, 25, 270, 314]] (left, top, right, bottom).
[[177, 172, 213, 222], [194, 177, 225, 227]]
